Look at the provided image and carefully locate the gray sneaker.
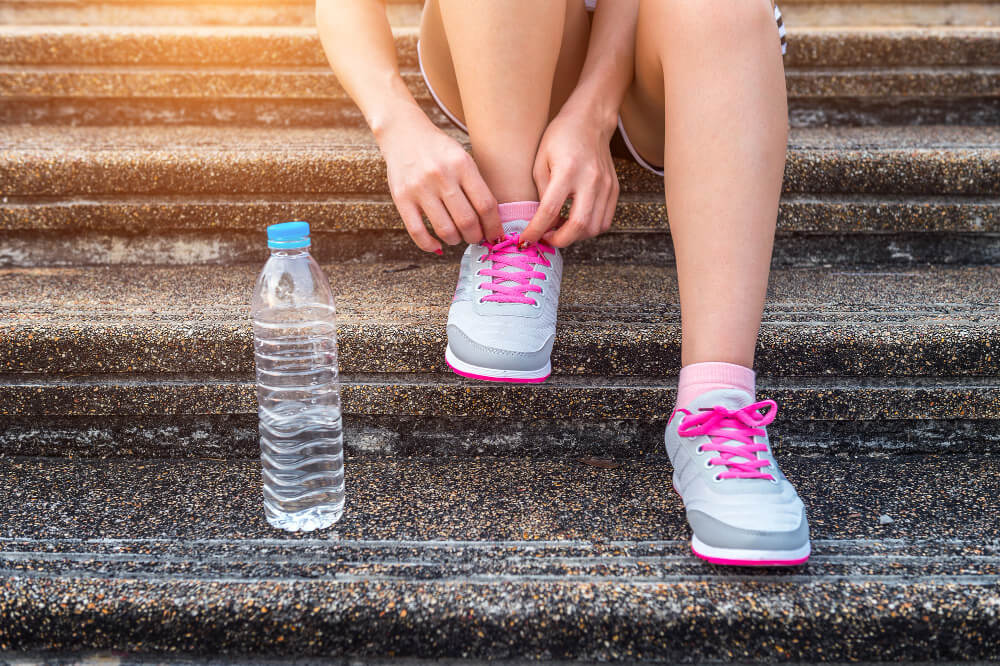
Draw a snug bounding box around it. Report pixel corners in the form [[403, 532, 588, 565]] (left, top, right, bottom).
[[665, 388, 810, 566], [445, 219, 562, 383]]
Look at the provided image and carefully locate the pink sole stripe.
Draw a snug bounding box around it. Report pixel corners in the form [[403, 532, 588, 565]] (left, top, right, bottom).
[[691, 546, 810, 568], [446, 359, 549, 384]]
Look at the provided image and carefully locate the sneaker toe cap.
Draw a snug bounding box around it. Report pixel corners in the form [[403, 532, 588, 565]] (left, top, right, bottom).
[[687, 506, 810, 552], [447, 324, 554, 372]]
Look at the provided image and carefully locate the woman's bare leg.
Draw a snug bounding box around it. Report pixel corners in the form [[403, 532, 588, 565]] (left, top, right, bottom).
[[622, 0, 788, 368], [420, 0, 590, 203]]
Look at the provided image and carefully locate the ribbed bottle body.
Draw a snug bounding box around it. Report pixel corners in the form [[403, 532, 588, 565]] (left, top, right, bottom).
[[251, 248, 343, 532]]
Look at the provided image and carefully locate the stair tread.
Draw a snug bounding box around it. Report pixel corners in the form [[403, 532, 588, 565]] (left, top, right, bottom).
[[3, 262, 999, 321], [2, 262, 998, 378], [2, 124, 999, 198], [0, 453, 994, 546], [0, 453, 997, 659]]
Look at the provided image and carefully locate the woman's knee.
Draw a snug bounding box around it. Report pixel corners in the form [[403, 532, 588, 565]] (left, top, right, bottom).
[[640, 0, 776, 43]]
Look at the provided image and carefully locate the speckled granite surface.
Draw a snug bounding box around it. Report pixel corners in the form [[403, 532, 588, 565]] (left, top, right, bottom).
[[1, 25, 998, 129], [4, 412, 999, 459], [3, 0, 998, 29], [3, 374, 999, 422], [0, 455, 996, 660], [1, 263, 998, 377], [4, 230, 1000, 270], [2, 125, 999, 197], [0, 1, 420, 29], [1, 25, 997, 68], [2, 193, 998, 234], [3, 64, 996, 107]]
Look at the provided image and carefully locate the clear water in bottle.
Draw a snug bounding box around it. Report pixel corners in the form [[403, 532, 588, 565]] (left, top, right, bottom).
[[251, 221, 344, 532]]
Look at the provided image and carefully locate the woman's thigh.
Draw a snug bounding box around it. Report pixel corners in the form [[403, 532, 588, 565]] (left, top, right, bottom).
[[418, 0, 592, 128], [618, 0, 667, 169], [620, 0, 780, 169]]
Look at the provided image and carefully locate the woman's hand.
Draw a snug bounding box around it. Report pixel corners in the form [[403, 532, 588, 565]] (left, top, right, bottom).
[[377, 107, 503, 253], [519, 106, 620, 247]]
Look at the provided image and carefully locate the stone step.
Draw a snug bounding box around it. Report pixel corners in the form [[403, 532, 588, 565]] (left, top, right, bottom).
[[6, 194, 999, 268], [3, 124, 997, 196], [4, 25, 998, 68], [2, 373, 999, 457], [0, 453, 997, 660], [1, 262, 998, 458], [1, 123, 997, 266], [1, 0, 997, 27], [0, 26, 997, 126], [3, 262, 998, 378]]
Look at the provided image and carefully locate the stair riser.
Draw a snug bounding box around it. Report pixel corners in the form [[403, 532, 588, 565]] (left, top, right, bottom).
[[4, 195, 996, 233], [2, 2, 997, 26], [2, 413, 997, 458], [3, 28, 997, 68], [1, 71, 996, 123], [4, 230, 999, 267], [4, 149, 999, 196], [1, 575, 997, 661], [2, 377, 998, 421], [6, 96, 999, 128]]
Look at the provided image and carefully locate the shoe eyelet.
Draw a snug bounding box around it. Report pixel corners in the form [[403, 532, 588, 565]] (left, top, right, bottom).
[[695, 445, 705, 455], [713, 473, 724, 483], [530, 299, 541, 308], [703, 459, 714, 469]]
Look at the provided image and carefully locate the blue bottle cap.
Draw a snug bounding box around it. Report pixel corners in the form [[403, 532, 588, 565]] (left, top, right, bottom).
[[267, 221, 311, 249]]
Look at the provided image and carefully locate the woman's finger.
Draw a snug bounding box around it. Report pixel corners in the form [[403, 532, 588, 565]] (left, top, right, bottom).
[[521, 173, 572, 245], [532, 157, 553, 208], [420, 196, 463, 246], [458, 167, 502, 242], [601, 175, 619, 233], [441, 186, 484, 245], [547, 176, 598, 248], [396, 199, 442, 254]]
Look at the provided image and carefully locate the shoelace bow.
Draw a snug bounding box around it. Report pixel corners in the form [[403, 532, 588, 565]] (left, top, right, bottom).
[[477, 233, 554, 305], [677, 400, 778, 480]]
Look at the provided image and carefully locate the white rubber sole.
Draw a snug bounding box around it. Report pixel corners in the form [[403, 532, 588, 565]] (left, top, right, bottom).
[[691, 534, 811, 567], [445, 345, 551, 383]]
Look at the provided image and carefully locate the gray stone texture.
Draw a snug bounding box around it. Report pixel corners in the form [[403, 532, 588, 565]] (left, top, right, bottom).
[[0, 455, 997, 660], [2, 263, 998, 377]]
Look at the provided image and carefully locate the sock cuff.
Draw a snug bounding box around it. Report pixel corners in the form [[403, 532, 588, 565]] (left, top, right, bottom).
[[498, 201, 540, 222], [679, 361, 755, 393]]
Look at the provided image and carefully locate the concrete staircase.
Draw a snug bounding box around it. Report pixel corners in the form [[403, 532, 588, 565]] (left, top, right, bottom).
[[1, 0, 999, 662]]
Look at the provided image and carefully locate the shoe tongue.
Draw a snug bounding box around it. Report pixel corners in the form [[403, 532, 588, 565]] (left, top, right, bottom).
[[502, 219, 529, 236], [684, 387, 755, 412]]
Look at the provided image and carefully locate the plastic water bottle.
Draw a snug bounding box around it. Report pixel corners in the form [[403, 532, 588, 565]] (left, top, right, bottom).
[[251, 221, 344, 532]]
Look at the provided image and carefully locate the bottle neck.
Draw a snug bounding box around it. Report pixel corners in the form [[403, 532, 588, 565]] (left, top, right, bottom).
[[269, 246, 311, 257]]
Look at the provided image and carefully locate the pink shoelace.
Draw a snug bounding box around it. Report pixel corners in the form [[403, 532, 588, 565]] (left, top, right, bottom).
[[477, 233, 554, 305], [677, 400, 779, 480]]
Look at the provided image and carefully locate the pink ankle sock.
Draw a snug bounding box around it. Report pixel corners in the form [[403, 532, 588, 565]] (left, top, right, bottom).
[[676, 361, 755, 407], [497, 201, 539, 223]]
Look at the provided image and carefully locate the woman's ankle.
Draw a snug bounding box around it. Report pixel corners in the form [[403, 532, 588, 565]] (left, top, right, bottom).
[[676, 361, 756, 407]]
